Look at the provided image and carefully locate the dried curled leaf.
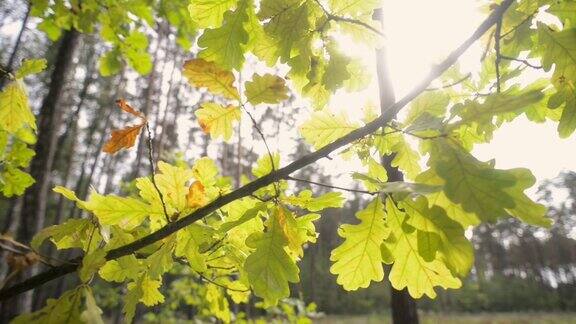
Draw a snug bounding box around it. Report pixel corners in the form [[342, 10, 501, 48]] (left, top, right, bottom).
[[116, 99, 146, 119], [103, 124, 145, 154], [103, 100, 147, 155]]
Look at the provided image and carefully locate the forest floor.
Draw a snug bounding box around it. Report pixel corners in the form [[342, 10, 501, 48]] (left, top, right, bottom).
[[315, 312, 576, 324]]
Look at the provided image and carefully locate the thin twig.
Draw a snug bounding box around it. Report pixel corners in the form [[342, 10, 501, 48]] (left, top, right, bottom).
[[197, 273, 249, 292], [499, 54, 542, 69], [145, 122, 171, 223], [501, 10, 537, 39], [494, 17, 503, 93], [0, 0, 515, 300], [313, 0, 384, 37], [385, 123, 447, 140], [425, 73, 472, 91], [240, 104, 280, 199], [286, 176, 377, 195]]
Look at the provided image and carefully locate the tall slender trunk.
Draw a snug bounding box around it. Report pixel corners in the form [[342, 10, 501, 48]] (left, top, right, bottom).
[[2, 29, 80, 319], [0, 3, 30, 89], [374, 9, 419, 324]]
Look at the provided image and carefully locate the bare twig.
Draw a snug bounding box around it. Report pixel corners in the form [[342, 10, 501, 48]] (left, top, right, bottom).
[[499, 54, 542, 69], [240, 104, 280, 199], [286, 176, 377, 195], [425, 73, 472, 91], [145, 122, 170, 223], [313, 0, 384, 37], [494, 17, 503, 93], [197, 273, 249, 292], [0, 0, 514, 301]]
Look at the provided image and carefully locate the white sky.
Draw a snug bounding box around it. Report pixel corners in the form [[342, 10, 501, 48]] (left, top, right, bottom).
[[315, 0, 576, 189]]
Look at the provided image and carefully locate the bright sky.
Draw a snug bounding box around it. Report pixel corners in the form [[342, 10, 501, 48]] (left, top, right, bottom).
[[319, 0, 576, 190]]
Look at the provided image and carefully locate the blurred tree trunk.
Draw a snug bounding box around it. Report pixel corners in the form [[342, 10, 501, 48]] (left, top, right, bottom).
[[374, 9, 419, 324], [2, 28, 80, 319], [0, 2, 30, 89]]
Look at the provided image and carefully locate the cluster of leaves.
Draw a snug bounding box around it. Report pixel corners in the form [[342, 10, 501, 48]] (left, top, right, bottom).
[[0, 59, 46, 197], [26, 151, 343, 322], [8, 0, 576, 323], [32, 0, 197, 75]]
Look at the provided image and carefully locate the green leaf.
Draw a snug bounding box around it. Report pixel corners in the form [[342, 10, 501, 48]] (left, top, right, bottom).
[[0, 81, 36, 133], [383, 198, 461, 298], [12, 288, 83, 324], [155, 161, 194, 211], [429, 139, 517, 222], [84, 193, 151, 230], [15, 59, 47, 79], [401, 197, 474, 276], [245, 73, 289, 105], [183, 58, 240, 100], [99, 255, 143, 282], [244, 207, 299, 307], [260, 0, 314, 62], [198, 0, 250, 70], [219, 201, 267, 233], [389, 134, 421, 180], [299, 110, 357, 149], [81, 288, 105, 324], [79, 249, 107, 283], [98, 49, 123, 76], [283, 190, 344, 212], [448, 89, 544, 136], [195, 103, 241, 141], [330, 197, 389, 291], [175, 224, 214, 272], [405, 92, 449, 125], [189, 0, 239, 28], [192, 157, 220, 187], [1, 167, 35, 197], [415, 169, 480, 227], [31, 218, 93, 251], [536, 25, 576, 137], [252, 152, 280, 177]]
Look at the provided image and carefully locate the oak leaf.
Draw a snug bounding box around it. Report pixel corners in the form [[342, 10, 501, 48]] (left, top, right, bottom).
[[186, 181, 207, 209], [103, 124, 145, 154]]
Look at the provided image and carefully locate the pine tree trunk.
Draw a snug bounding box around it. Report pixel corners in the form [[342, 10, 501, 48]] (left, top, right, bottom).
[[374, 9, 419, 324]]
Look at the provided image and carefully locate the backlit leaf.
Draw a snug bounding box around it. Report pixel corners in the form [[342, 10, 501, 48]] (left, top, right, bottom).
[[183, 58, 240, 99], [330, 197, 389, 290], [245, 73, 289, 105], [195, 103, 241, 141]]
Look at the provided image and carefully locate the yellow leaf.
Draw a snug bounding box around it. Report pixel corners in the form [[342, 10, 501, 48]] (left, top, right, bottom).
[[186, 180, 207, 208], [245, 73, 289, 105], [195, 103, 241, 141], [183, 58, 239, 99], [0, 81, 35, 133]]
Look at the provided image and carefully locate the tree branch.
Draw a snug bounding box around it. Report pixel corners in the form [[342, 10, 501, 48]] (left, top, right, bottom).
[[0, 0, 514, 301]]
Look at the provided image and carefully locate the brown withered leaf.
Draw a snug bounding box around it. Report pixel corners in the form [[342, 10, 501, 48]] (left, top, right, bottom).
[[103, 123, 145, 154], [116, 99, 146, 120]]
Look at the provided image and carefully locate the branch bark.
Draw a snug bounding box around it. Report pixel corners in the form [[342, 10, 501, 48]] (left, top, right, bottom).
[[0, 0, 514, 302]]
